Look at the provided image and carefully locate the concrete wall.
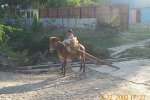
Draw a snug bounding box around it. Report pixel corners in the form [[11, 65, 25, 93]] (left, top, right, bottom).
[[40, 18, 97, 30]]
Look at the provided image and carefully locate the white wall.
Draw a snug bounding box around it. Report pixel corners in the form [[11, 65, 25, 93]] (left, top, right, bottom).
[[40, 18, 97, 30]]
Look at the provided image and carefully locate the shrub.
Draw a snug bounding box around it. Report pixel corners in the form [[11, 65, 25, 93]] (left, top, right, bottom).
[[0, 44, 28, 66], [0, 25, 5, 43], [28, 36, 50, 53], [0, 24, 24, 44]]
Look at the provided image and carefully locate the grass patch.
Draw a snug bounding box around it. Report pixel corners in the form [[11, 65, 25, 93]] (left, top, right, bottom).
[[129, 26, 150, 34], [120, 47, 150, 58], [76, 31, 150, 48]]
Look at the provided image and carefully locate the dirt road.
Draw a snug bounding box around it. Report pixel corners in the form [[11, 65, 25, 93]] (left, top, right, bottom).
[[0, 66, 149, 100]]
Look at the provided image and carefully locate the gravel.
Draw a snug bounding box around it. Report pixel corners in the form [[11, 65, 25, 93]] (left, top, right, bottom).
[[0, 67, 149, 100]]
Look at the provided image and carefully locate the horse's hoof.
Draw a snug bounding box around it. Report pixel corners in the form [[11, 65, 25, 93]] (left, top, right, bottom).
[[80, 68, 82, 71], [83, 69, 86, 72]]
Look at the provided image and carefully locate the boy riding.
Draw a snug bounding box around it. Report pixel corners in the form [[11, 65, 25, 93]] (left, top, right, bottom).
[[63, 29, 79, 53], [63, 29, 78, 46]]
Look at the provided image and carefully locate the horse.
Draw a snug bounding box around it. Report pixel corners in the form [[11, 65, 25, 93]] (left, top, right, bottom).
[[50, 36, 85, 76]]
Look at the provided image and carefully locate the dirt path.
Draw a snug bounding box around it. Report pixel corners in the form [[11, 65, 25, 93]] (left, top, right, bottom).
[[109, 39, 150, 58], [0, 66, 149, 100]]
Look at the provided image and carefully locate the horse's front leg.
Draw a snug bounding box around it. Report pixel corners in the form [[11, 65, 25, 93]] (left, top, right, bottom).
[[61, 62, 64, 75], [60, 58, 65, 76], [63, 59, 67, 76], [61, 59, 67, 76]]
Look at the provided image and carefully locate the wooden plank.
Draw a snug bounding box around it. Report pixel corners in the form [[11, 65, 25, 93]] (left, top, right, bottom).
[[72, 47, 120, 69]]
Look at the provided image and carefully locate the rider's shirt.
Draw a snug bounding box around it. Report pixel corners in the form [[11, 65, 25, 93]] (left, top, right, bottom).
[[66, 34, 74, 39]]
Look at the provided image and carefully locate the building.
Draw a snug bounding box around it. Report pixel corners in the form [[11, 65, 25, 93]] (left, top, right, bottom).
[[111, 0, 150, 26]]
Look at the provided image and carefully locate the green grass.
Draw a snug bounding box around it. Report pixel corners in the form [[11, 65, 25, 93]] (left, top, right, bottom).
[[76, 31, 150, 48], [129, 26, 150, 34], [120, 47, 150, 58]]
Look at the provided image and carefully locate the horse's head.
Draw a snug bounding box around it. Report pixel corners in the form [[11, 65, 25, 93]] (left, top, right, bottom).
[[50, 36, 59, 53]]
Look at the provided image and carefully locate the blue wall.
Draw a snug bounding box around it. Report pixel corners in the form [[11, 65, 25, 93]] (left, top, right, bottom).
[[141, 8, 150, 24]]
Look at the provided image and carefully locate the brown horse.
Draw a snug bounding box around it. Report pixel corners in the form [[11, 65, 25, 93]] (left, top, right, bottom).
[[50, 37, 85, 76]]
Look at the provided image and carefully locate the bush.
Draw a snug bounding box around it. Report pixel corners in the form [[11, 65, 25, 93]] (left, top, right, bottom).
[[0, 44, 28, 66], [28, 36, 50, 53], [0, 24, 24, 44], [0, 25, 5, 42]]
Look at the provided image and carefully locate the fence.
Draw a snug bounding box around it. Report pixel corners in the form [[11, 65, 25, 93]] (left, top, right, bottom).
[[39, 4, 129, 30], [39, 6, 96, 18]]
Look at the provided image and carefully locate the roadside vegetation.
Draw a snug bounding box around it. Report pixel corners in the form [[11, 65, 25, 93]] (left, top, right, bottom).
[[1, 0, 150, 67], [1, 18, 150, 67]]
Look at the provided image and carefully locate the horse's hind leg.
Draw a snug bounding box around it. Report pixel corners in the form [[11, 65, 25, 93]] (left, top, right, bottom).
[[83, 57, 86, 72], [80, 58, 83, 71], [80, 55, 85, 72]]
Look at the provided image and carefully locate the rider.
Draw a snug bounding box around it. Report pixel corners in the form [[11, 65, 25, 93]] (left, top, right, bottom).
[[63, 29, 78, 51], [63, 29, 75, 45]]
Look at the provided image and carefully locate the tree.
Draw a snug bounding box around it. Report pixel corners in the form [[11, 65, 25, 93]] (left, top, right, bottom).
[[46, 0, 110, 8], [46, 0, 81, 7], [25, 0, 48, 8], [67, 0, 80, 7], [91, 0, 111, 5], [80, 0, 111, 6], [46, 0, 67, 7], [0, 0, 26, 18]]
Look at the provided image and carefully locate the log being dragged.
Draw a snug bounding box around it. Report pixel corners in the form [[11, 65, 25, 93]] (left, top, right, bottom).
[[74, 48, 120, 69]]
